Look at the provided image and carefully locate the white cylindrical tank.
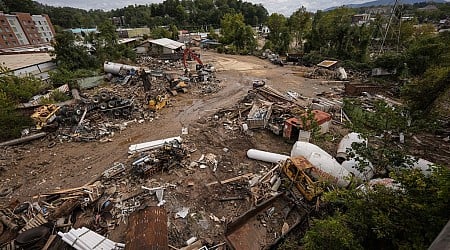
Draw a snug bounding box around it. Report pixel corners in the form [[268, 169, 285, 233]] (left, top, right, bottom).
[[291, 141, 351, 187], [247, 149, 289, 163], [104, 61, 140, 75], [341, 158, 374, 181], [336, 132, 366, 159], [337, 133, 374, 181]]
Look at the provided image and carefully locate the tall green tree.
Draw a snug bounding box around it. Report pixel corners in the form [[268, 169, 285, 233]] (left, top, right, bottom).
[[305, 8, 370, 62], [51, 31, 95, 70], [220, 13, 256, 53], [288, 7, 312, 51], [267, 13, 291, 54]]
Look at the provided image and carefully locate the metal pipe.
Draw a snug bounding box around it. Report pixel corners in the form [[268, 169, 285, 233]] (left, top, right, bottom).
[[246, 149, 289, 163], [0, 132, 47, 147]]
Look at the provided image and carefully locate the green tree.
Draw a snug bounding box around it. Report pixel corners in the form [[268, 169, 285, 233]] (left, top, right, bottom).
[[220, 13, 256, 53], [402, 66, 450, 113], [305, 8, 370, 62], [51, 31, 95, 71], [288, 7, 312, 51], [304, 166, 449, 250], [268, 13, 291, 54], [169, 24, 179, 40], [151, 27, 171, 39], [207, 26, 219, 40], [0, 68, 47, 140]]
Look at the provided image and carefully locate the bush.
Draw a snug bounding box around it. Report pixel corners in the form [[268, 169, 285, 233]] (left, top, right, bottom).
[[0, 73, 47, 140], [302, 50, 325, 66], [0, 73, 48, 103], [303, 215, 363, 250], [0, 92, 33, 141]]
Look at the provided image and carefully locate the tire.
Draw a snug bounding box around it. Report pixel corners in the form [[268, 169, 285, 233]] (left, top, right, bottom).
[[108, 100, 116, 108]]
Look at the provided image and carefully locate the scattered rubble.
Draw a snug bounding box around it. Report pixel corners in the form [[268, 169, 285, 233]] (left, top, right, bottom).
[[0, 52, 447, 249]]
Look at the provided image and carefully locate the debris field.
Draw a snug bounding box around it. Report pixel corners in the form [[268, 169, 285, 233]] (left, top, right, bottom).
[[0, 51, 449, 250]]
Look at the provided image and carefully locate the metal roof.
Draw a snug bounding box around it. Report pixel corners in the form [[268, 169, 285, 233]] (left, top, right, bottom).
[[149, 38, 184, 50], [317, 60, 338, 68], [0, 53, 53, 70]]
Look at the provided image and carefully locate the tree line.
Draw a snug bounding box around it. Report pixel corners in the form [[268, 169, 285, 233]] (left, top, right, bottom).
[[0, 0, 268, 30]]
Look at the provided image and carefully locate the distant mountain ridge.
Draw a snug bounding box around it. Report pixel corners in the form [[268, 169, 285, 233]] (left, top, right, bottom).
[[325, 0, 447, 11]]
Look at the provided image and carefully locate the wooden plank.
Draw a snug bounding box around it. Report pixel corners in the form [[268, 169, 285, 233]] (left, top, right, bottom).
[[42, 235, 57, 250], [206, 173, 253, 186]]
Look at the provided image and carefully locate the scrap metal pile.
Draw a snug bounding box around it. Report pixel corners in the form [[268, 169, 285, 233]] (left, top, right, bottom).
[[18, 58, 220, 144], [0, 137, 190, 249]]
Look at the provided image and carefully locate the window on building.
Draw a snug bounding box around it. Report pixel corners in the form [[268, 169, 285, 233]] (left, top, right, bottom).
[[41, 27, 44, 31], [19, 39, 25, 44], [13, 27, 17, 32], [16, 34, 21, 38], [0, 28, 2, 33], [5, 27, 9, 32], [5, 41, 9, 45], [12, 41, 16, 45], [38, 21, 42, 25], [9, 34, 12, 37], [2, 35, 6, 39]]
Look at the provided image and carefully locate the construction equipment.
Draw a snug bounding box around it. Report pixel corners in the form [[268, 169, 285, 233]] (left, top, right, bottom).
[[182, 48, 203, 69], [165, 73, 188, 95], [148, 95, 168, 111], [31, 104, 61, 129], [281, 157, 325, 201]]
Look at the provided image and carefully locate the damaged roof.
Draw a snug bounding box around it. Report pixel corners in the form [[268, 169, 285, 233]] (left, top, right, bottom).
[[148, 38, 185, 50], [317, 60, 338, 68]]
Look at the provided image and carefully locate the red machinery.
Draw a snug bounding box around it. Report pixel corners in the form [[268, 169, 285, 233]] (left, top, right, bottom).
[[182, 48, 203, 69]]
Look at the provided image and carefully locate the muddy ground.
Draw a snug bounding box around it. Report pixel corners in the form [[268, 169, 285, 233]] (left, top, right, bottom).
[[1, 51, 448, 249]]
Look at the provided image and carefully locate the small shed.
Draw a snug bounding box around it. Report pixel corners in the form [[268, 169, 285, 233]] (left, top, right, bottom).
[[283, 110, 332, 141], [135, 38, 185, 56]]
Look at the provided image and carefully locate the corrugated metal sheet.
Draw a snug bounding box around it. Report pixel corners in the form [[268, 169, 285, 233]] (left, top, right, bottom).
[[317, 60, 338, 68], [149, 38, 184, 50], [126, 207, 168, 250]]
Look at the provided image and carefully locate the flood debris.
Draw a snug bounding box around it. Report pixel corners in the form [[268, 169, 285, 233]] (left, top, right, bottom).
[[126, 207, 167, 249], [128, 136, 182, 154], [58, 227, 125, 250], [225, 193, 305, 250]]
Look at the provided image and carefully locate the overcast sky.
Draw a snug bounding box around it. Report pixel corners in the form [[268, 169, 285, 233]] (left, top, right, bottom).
[[35, 0, 371, 16]]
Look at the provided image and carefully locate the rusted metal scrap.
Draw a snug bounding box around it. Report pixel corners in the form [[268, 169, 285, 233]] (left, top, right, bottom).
[[126, 207, 168, 250], [225, 193, 305, 250]]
